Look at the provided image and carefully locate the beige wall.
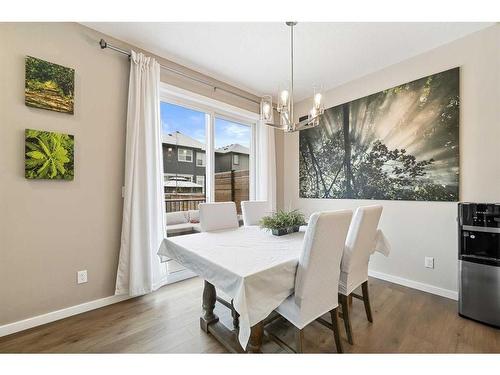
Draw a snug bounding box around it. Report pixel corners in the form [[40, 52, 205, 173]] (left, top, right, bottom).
[[0, 22, 263, 325], [283, 25, 500, 296]]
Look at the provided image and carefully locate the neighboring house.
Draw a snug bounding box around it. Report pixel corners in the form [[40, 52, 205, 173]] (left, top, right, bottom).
[[162, 131, 207, 191], [162, 131, 250, 189], [214, 143, 250, 173]]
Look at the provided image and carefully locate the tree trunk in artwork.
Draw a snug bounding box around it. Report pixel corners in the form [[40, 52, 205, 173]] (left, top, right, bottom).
[[342, 103, 353, 198]]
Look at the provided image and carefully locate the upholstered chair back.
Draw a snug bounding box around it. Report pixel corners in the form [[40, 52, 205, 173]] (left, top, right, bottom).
[[294, 210, 353, 318], [199, 202, 239, 232], [341, 205, 383, 275], [241, 200, 270, 226]]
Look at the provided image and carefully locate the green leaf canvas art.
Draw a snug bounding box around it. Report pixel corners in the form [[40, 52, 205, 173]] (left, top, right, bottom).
[[25, 129, 74, 180]]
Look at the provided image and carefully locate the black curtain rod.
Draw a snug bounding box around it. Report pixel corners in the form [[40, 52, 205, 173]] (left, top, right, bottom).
[[99, 39, 261, 105]]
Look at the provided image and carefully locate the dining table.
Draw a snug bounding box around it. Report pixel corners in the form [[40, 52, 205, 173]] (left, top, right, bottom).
[[157, 225, 390, 353]]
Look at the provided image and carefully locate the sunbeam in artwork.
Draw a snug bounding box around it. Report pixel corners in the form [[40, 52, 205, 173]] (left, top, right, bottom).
[[299, 67, 459, 201]]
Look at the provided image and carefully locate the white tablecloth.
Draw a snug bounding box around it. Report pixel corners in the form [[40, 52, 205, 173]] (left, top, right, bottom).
[[157, 226, 305, 348], [157, 226, 391, 348], [373, 229, 391, 256]]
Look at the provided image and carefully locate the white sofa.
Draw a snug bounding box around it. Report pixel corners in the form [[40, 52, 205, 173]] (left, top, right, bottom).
[[165, 210, 201, 236]]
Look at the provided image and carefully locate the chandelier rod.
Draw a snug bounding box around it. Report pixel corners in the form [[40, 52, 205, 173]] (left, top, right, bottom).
[[290, 22, 295, 129]]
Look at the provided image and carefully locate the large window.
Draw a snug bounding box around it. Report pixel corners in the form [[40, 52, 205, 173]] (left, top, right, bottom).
[[160, 85, 257, 219]]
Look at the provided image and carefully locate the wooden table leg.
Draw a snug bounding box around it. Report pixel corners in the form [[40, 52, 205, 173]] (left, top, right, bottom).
[[247, 322, 264, 353], [231, 300, 240, 330], [200, 280, 219, 333]]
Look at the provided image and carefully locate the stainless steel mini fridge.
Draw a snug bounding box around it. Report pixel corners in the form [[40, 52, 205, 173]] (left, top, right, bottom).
[[458, 203, 500, 328]]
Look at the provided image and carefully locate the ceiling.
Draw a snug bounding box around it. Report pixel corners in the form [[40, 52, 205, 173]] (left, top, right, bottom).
[[83, 22, 492, 101]]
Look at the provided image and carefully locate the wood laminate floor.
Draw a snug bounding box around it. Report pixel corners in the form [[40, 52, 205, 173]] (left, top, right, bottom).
[[0, 277, 498, 353]]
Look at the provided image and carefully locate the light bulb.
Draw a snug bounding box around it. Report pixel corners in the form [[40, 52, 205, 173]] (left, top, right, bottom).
[[310, 107, 318, 118], [262, 102, 271, 119], [260, 95, 273, 122], [280, 90, 289, 106], [314, 92, 322, 108]]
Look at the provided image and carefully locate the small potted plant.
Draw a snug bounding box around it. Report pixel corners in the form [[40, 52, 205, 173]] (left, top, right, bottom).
[[259, 209, 306, 236]]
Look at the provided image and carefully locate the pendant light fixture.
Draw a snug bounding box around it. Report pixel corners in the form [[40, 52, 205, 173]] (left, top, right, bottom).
[[260, 22, 324, 132]]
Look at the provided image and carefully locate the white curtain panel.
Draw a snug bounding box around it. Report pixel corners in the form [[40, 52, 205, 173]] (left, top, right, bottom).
[[115, 51, 166, 296], [256, 121, 276, 212]]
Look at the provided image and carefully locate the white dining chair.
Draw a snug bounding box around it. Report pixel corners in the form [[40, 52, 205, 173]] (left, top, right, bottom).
[[241, 200, 269, 226], [198, 201, 240, 327], [269, 209, 353, 353], [199, 201, 239, 232], [338, 205, 383, 345]]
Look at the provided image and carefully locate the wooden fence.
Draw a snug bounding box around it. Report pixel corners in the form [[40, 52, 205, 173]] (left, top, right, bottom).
[[165, 170, 249, 213], [214, 170, 249, 214]]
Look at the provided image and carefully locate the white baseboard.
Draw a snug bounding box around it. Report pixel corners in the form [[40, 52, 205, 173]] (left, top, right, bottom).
[[0, 294, 131, 338], [368, 269, 458, 301]]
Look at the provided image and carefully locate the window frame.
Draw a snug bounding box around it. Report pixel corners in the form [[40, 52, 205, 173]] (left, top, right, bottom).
[[160, 83, 259, 203], [195, 175, 206, 193], [233, 154, 240, 165], [196, 152, 206, 167], [177, 148, 193, 163]]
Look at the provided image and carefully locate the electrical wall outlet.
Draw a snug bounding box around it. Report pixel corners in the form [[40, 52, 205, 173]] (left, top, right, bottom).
[[424, 257, 434, 269], [77, 270, 88, 284]]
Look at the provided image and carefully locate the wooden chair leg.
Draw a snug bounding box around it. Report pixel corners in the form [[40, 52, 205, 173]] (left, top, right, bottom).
[[361, 281, 373, 323], [295, 328, 304, 353], [330, 307, 343, 353], [340, 294, 354, 345]]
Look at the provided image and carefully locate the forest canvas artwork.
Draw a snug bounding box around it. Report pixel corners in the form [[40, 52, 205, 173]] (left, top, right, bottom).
[[299, 68, 459, 201], [25, 56, 75, 114], [25, 129, 75, 180]]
